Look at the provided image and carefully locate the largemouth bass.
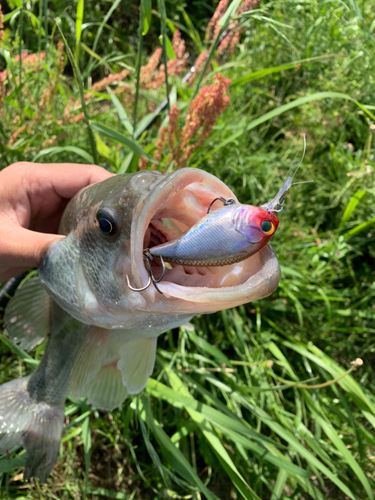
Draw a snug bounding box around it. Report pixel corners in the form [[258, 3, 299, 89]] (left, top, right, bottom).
[[0, 167, 281, 481]]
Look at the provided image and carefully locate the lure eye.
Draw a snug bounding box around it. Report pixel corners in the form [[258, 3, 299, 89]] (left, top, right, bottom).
[[96, 209, 118, 237], [261, 220, 275, 235]]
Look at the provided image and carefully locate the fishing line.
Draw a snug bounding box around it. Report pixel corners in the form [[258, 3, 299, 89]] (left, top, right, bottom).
[[291, 180, 314, 186], [286, 133, 306, 181]]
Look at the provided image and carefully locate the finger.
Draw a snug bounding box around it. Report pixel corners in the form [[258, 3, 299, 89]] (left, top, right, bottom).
[[0, 162, 114, 227], [33, 162, 114, 199], [0, 226, 64, 283], [0, 162, 114, 199]]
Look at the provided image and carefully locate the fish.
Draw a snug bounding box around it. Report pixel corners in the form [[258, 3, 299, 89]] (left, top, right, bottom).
[[0, 167, 281, 481]]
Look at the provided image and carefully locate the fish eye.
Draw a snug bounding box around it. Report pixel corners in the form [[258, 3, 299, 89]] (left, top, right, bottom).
[[96, 209, 118, 237], [261, 220, 274, 235]]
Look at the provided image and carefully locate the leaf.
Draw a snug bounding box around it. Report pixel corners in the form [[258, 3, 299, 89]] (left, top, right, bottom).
[[219, 0, 243, 27], [76, 0, 84, 44], [82, 415, 91, 499], [134, 110, 160, 139], [148, 375, 311, 479], [117, 152, 134, 174], [142, 0, 152, 36], [84, 0, 122, 79], [230, 55, 337, 87], [187, 329, 231, 366], [234, 394, 357, 500], [140, 396, 220, 500], [195, 92, 375, 166], [33, 146, 94, 164], [56, 24, 99, 164], [340, 190, 367, 228], [95, 134, 112, 162], [0, 454, 25, 474], [0, 334, 38, 367], [312, 412, 373, 500], [343, 216, 375, 239], [91, 122, 160, 165], [271, 469, 288, 500], [107, 87, 134, 135], [180, 8, 203, 51], [159, 34, 176, 59], [3, 7, 21, 23]]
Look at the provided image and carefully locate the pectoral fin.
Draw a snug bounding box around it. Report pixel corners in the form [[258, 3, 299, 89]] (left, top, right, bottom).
[[4, 276, 51, 351]]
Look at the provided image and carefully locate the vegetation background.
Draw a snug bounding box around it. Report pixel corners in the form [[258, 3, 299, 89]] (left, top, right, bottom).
[[1, 0, 375, 498]]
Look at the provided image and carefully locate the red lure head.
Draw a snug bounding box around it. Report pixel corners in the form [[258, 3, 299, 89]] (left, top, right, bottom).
[[233, 205, 279, 245]]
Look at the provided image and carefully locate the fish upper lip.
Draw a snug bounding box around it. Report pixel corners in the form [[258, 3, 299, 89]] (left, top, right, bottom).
[[128, 168, 280, 309]]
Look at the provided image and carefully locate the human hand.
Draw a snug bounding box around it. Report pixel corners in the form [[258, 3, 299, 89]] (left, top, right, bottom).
[[0, 162, 114, 283]]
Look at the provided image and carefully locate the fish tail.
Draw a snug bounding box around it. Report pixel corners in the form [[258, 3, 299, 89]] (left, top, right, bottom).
[[0, 376, 64, 482]]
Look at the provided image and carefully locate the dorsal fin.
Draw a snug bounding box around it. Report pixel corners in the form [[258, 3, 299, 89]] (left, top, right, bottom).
[[69, 329, 157, 410], [4, 276, 51, 351]]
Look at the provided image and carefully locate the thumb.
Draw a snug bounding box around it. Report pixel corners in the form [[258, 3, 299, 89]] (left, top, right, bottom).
[[0, 227, 64, 282]]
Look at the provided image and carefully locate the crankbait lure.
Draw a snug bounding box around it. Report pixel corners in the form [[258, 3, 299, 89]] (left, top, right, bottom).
[[127, 175, 294, 294]]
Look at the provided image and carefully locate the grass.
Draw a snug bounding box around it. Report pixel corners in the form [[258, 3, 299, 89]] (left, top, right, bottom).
[[1, 0, 375, 498]]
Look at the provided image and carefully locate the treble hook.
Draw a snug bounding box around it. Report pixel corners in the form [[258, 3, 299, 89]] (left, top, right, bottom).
[[126, 274, 152, 292], [207, 197, 236, 214], [126, 252, 166, 294]]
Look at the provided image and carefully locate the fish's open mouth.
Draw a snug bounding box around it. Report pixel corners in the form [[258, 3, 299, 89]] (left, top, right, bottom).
[[130, 168, 280, 309]]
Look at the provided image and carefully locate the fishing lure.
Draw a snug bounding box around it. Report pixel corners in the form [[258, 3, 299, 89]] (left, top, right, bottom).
[[127, 175, 293, 294]]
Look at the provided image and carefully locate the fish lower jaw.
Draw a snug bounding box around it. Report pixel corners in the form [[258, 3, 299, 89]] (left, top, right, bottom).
[[155, 245, 280, 310], [129, 168, 280, 310]]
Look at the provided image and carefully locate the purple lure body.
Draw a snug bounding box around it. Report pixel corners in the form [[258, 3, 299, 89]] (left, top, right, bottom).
[[149, 203, 279, 266]]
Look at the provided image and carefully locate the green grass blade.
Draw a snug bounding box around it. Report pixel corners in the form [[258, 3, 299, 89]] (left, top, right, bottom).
[[157, 0, 170, 114], [0, 454, 26, 474], [107, 87, 134, 135], [235, 396, 357, 499], [91, 122, 160, 164], [340, 190, 367, 228], [194, 92, 375, 166], [140, 396, 220, 500], [56, 23, 99, 164], [187, 329, 231, 366], [282, 341, 375, 418], [164, 374, 260, 500], [2, 7, 21, 23], [153, 371, 311, 478], [75, 0, 84, 64], [33, 146, 94, 164], [142, 0, 152, 36], [180, 7, 202, 51], [0, 333, 38, 367], [84, 0, 122, 79], [132, 0, 144, 136], [147, 378, 279, 448], [82, 414, 91, 500], [271, 469, 288, 500], [230, 55, 338, 87], [219, 0, 243, 27], [343, 216, 375, 239], [312, 412, 373, 500]]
